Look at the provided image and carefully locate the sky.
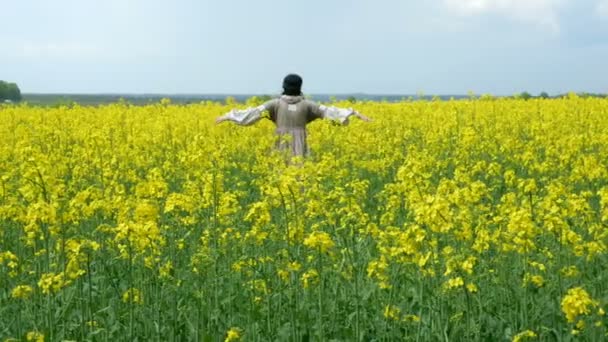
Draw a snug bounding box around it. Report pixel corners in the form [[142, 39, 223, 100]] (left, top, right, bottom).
[[1, 0, 607, 95]]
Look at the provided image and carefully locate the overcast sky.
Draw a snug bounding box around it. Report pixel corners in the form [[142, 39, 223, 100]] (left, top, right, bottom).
[[1, 0, 607, 95]]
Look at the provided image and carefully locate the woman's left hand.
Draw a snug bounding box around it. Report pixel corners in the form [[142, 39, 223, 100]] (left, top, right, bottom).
[[355, 111, 372, 122]]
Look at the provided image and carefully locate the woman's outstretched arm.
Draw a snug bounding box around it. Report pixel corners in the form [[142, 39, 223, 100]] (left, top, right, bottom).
[[216, 99, 278, 125], [311, 104, 372, 125], [215, 105, 266, 125]]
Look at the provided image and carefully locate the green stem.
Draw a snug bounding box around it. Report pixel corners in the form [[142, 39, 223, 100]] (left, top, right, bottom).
[[318, 248, 324, 340]]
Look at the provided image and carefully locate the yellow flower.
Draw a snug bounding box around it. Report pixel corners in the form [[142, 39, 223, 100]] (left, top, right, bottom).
[[26, 331, 44, 342], [444, 277, 464, 290], [528, 261, 546, 272], [113, 221, 165, 257], [287, 261, 301, 271], [466, 283, 478, 293], [403, 314, 421, 323], [86, 320, 99, 328], [38, 272, 69, 295], [134, 201, 159, 223], [523, 273, 545, 288], [560, 265, 579, 278], [367, 257, 391, 289], [11, 285, 33, 299], [277, 269, 289, 282], [65, 257, 86, 280], [122, 288, 143, 305], [460, 256, 477, 275], [512, 329, 537, 342], [561, 287, 597, 323], [159, 260, 173, 279], [303, 231, 335, 253], [224, 327, 242, 342], [0, 251, 19, 277], [530, 275, 544, 288], [383, 305, 401, 320], [248, 279, 269, 295], [301, 269, 319, 289]]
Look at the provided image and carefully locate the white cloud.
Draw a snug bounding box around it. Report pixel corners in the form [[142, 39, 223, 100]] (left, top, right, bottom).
[[598, 0, 608, 17], [443, 0, 565, 31]]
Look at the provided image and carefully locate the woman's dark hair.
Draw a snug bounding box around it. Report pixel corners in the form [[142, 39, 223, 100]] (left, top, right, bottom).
[[282, 74, 303, 95]]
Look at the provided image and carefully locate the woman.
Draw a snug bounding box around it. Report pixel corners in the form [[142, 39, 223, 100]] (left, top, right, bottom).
[[215, 74, 371, 157]]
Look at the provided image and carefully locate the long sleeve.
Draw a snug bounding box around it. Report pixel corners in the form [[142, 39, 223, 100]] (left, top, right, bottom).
[[219, 105, 266, 126], [309, 103, 358, 125], [219, 99, 278, 126]]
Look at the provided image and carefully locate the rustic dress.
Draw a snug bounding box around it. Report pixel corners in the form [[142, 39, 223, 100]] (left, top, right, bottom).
[[218, 95, 358, 156]]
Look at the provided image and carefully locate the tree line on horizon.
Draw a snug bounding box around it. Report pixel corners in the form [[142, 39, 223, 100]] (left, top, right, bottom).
[[8, 86, 607, 107]]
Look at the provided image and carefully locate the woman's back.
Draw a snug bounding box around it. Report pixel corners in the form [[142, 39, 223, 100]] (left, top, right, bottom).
[[266, 95, 324, 129]]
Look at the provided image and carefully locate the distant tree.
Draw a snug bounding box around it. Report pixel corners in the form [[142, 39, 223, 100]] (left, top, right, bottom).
[[347, 96, 357, 103], [0, 82, 8, 101], [0, 81, 22, 102], [7, 83, 21, 101], [519, 91, 532, 100], [539, 91, 549, 99], [578, 92, 607, 99]]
